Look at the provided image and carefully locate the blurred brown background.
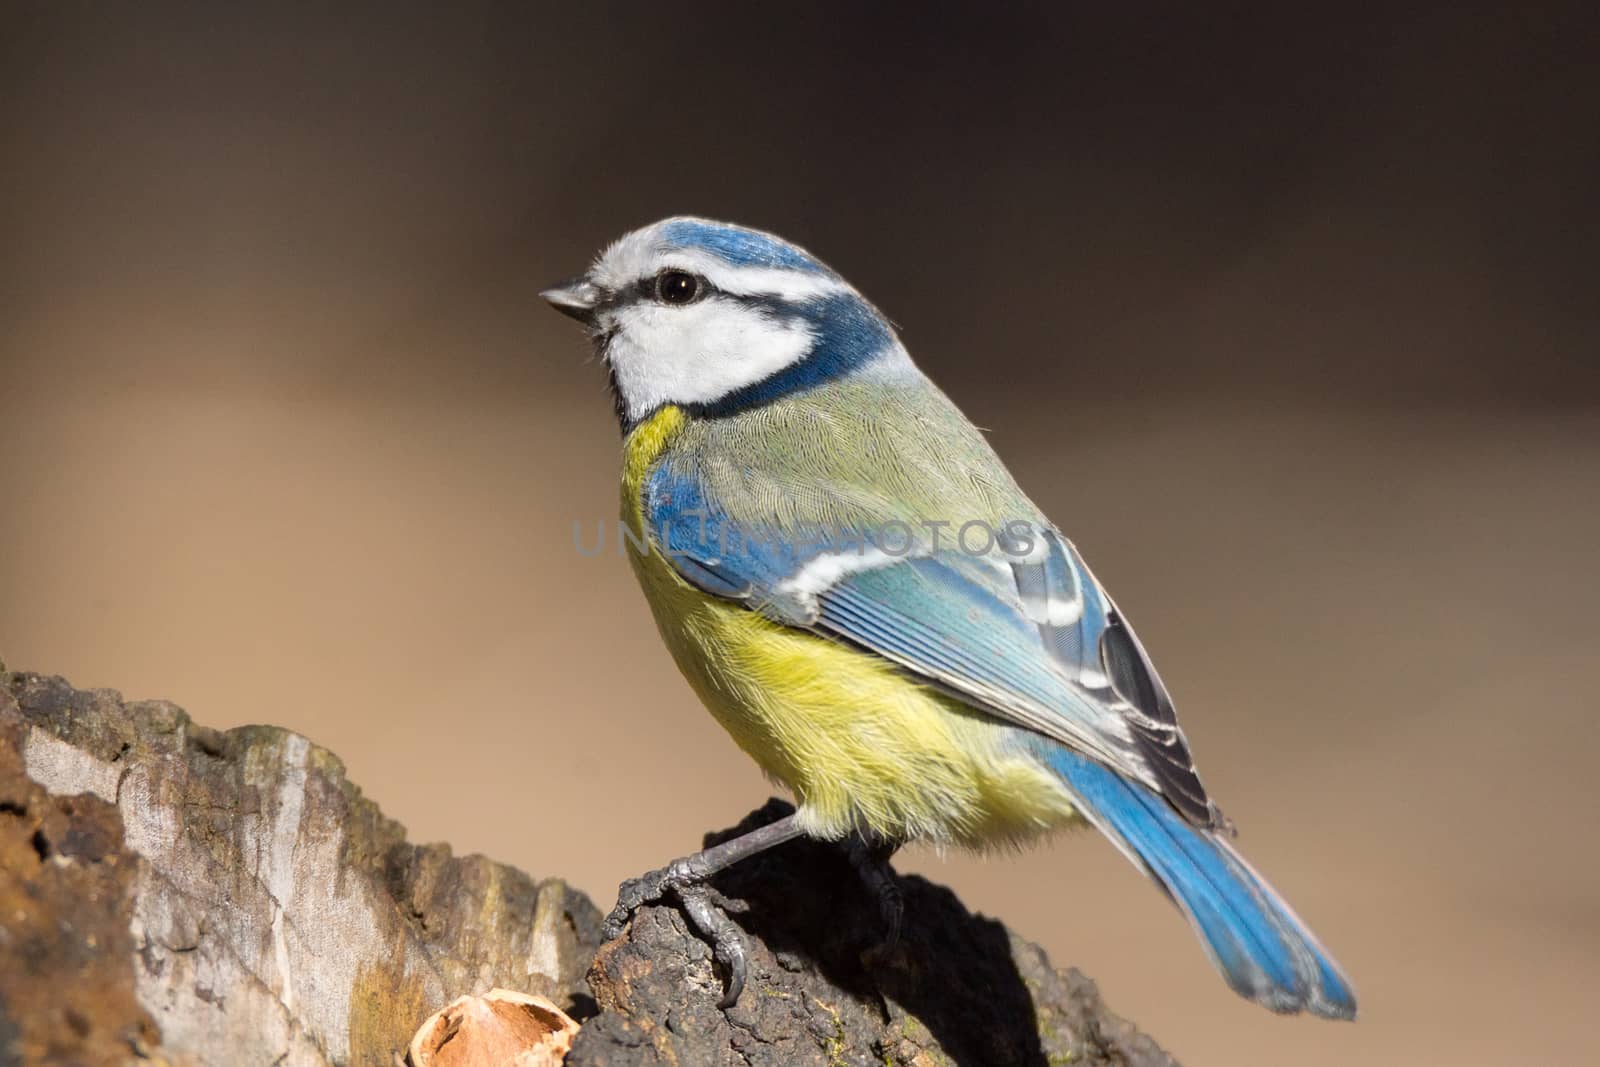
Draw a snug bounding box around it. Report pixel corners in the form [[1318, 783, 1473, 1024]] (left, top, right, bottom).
[[3, 4, 1597, 1064]]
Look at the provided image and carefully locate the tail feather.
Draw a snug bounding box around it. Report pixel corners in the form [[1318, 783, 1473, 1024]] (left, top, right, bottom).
[[1048, 748, 1357, 1019]]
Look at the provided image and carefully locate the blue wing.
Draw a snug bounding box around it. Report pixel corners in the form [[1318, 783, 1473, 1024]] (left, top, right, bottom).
[[647, 461, 1359, 1018], [645, 463, 1218, 825]]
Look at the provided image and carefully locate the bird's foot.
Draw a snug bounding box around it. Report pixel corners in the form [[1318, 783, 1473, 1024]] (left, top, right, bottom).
[[603, 859, 751, 1007], [601, 811, 804, 1008], [845, 833, 904, 956]]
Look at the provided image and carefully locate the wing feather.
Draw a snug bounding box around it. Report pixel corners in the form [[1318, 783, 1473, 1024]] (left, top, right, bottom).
[[646, 454, 1222, 828]]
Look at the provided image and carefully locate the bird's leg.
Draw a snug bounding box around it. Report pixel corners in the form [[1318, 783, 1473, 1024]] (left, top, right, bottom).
[[603, 812, 804, 1007], [844, 831, 904, 951]]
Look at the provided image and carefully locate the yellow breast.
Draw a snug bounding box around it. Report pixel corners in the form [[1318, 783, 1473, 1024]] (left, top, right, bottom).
[[619, 407, 1078, 847]]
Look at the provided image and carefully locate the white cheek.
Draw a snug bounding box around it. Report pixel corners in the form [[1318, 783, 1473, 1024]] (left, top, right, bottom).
[[605, 301, 815, 421]]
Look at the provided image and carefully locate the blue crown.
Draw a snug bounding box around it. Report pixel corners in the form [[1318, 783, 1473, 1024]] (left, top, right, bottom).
[[660, 218, 830, 274]]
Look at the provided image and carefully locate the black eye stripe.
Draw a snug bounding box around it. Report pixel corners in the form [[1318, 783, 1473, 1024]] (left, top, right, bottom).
[[607, 272, 722, 309], [601, 274, 813, 314]]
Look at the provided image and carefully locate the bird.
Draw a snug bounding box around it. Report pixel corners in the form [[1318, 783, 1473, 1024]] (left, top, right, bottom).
[[542, 216, 1356, 1019]]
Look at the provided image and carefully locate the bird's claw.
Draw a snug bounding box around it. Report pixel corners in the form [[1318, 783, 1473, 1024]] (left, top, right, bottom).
[[602, 860, 683, 940], [602, 859, 750, 1006], [678, 885, 749, 1007], [874, 876, 905, 950], [846, 834, 904, 954]]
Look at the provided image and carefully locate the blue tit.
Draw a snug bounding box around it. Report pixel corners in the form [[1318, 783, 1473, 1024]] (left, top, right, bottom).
[[542, 217, 1356, 1019]]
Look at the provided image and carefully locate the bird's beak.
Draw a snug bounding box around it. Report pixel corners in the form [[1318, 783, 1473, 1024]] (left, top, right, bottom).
[[540, 276, 602, 324]]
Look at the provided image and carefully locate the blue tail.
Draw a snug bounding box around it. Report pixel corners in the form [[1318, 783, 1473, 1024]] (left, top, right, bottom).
[[1048, 748, 1357, 1019]]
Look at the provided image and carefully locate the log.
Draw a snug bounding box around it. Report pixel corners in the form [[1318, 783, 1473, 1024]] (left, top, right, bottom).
[[0, 665, 1176, 1066]]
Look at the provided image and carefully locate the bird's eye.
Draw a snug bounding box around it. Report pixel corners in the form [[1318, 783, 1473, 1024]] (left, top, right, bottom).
[[655, 270, 702, 305]]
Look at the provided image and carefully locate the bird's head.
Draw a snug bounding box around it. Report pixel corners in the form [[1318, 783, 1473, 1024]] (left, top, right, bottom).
[[542, 217, 905, 428]]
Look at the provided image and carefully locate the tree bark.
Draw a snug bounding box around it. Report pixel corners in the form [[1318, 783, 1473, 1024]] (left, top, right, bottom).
[[0, 665, 1176, 1066]]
